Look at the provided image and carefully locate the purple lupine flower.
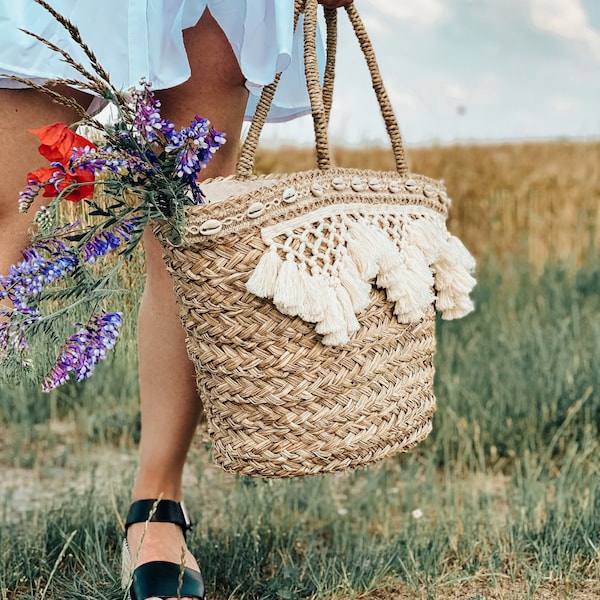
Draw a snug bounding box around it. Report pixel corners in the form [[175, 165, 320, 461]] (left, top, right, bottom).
[[47, 162, 68, 193], [42, 311, 123, 391], [69, 146, 127, 174], [19, 166, 66, 213], [164, 117, 225, 203], [187, 179, 205, 205], [19, 180, 45, 213], [103, 139, 156, 177], [81, 218, 141, 263], [0, 320, 21, 353], [128, 81, 175, 144], [0, 307, 40, 352], [199, 125, 226, 167], [0, 240, 79, 309], [82, 231, 121, 262]]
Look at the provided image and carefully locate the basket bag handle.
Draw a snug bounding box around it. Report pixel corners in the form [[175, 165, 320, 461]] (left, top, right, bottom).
[[236, 0, 409, 178]]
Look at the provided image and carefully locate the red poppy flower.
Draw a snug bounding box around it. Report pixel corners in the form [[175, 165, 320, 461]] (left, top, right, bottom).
[[28, 122, 95, 163], [57, 170, 96, 202], [26, 122, 97, 202], [26, 165, 96, 203]]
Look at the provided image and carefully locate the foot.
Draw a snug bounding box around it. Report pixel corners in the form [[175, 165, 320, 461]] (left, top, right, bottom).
[[126, 520, 201, 600]]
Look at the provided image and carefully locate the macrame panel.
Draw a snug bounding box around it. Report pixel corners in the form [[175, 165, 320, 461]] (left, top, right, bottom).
[[246, 203, 476, 345]]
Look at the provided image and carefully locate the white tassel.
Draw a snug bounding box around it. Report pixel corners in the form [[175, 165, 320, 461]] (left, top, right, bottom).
[[347, 237, 379, 280], [391, 276, 434, 323], [394, 302, 428, 323], [448, 235, 476, 272], [346, 223, 380, 281], [450, 269, 477, 295], [438, 292, 475, 320], [376, 242, 410, 291], [315, 284, 348, 343], [339, 258, 372, 313], [377, 261, 409, 300], [434, 288, 456, 312], [433, 257, 453, 290], [444, 302, 475, 320], [378, 244, 435, 323], [406, 218, 446, 264], [273, 253, 304, 315], [404, 245, 434, 278], [246, 246, 282, 298], [297, 268, 326, 323], [434, 255, 477, 293], [335, 284, 361, 334], [348, 222, 388, 259], [433, 238, 476, 319], [434, 260, 476, 317], [377, 244, 404, 275], [404, 247, 436, 310], [348, 222, 395, 279], [322, 330, 351, 346]]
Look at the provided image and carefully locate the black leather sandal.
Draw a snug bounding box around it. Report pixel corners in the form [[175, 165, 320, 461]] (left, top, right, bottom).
[[121, 499, 206, 600]]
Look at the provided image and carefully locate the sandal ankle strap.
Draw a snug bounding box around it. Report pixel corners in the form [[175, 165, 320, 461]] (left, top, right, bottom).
[[125, 499, 192, 533]]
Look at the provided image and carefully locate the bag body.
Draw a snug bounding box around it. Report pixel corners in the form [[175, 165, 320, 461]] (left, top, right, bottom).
[[156, 2, 476, 478]]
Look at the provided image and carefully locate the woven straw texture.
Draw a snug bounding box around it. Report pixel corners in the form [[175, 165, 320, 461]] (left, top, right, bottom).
[[156, 167, 475, 477], [155, 1, 476, 478]]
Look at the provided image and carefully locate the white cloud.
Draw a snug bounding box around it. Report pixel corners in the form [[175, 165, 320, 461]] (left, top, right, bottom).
[[530, 0, 600, 59], [389, 88, 420, 111], [443, 81, 468, 102], [549, 97, 580, 113], [359, 14, 388, 37], [365, 0, 447, 27]]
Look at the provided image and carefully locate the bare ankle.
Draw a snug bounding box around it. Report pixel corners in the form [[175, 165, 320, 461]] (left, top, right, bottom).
[[130, 479, 183, 503]]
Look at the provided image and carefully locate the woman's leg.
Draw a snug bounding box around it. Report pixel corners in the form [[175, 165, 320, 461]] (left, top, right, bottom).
[[126, 9, 248, 595], [132, 7, 247, 504]]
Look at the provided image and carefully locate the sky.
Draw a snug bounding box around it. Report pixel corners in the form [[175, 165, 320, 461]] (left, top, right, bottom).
[[260, 0, 600, 147]]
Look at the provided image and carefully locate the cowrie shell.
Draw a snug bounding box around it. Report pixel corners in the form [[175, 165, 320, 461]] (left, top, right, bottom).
[[423, 185, 437, 198], [311, 181, 324, 197], [351, 177, 364, 192], [199, 218, 223, 236], [405, 178, 419, 192], [388, 180, 401, 193], [368, 178, 383, 191], [332, 176, 346, 191], [247, 201, 265, 218], [282, 187, 297, 203]]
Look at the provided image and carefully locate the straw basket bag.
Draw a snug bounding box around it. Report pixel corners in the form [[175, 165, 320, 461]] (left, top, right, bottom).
[[155, 0, 476, 478]]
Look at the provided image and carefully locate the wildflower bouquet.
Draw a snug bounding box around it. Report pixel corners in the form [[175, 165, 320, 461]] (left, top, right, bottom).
[[0, 0, 225, 391]]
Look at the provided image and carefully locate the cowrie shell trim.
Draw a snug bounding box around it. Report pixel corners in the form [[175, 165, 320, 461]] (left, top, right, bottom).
[[282, 187, 298, 203], [199, 218, 223, 236], [247, 201, 266, 218]]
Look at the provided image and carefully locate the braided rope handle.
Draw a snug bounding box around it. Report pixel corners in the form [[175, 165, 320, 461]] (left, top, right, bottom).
[[236, 0, 408, 178]]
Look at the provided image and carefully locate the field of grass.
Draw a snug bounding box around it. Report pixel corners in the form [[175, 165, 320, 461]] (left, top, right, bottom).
[[1, 141, 599, 599]]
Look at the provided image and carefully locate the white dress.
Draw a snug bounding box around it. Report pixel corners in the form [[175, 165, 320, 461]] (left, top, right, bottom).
[[0, 0, 323, 122]]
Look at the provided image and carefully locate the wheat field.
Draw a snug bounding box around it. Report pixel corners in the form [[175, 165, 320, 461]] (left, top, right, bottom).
[[255, 140, 600, 267]]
